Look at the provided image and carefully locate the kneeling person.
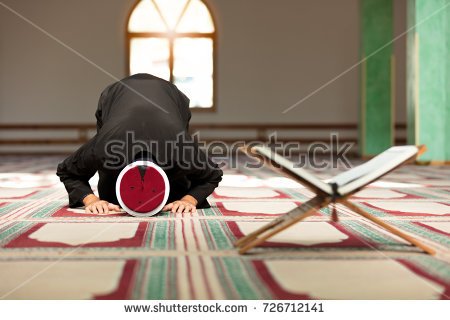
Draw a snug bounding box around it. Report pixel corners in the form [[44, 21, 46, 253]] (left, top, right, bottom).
[[56, 73, 222, 215]]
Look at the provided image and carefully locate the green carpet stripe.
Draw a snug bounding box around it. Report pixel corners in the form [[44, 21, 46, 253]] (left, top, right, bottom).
[[0, 222, 31, 244], [397, 189, 441, 199], [221, 257, 260, 299], [408, 256, 450, 282], [279, 189, 307, 200], [205, 220, 232, 250], [169, 257, 178, 299], [29, 189, 56, 199], [241, 259, 273, 299], [31, 201, 65, 218], [151, 221, 168, 250], [432, 189, 450, 197], [344, 220, 398, 245], [203, 207, 221, 217], [391, 221, 450, 246], [130, 259, 146, 299], [168, 220, 175, 250], [355, 203, 387, 217], [199, 220, 215, 249], [146, 257, 168, 299], [219, 220, 237, 243], [0, 202, 26, 214], [212, 257, 237, 298]]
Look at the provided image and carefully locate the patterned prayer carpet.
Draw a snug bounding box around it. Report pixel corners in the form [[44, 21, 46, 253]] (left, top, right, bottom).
[[0, 155, 449, 300]]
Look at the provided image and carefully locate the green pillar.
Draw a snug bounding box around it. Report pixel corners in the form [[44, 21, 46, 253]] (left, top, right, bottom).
[[407, 0, 450, 162], [360, 0, 394, 157], [448, 2, 450, 162]]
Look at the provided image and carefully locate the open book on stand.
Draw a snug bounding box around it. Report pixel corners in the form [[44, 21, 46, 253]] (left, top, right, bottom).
[[235, 145, 435, 255]]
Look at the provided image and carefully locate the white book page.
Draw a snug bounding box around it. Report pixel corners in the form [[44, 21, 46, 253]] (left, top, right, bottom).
[[331, 146, 418, 195], [253, 146, 333, 195]]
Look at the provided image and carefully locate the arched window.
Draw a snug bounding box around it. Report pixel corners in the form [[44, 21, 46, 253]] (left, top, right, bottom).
[[127, 0, 216, 110]]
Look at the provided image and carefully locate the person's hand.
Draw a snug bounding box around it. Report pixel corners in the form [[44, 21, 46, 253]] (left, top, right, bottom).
[[162, 195, 198, 214], [83, 194, 121, 214]]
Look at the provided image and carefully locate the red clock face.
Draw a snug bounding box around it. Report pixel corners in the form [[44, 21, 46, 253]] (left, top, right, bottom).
[[119, 165, 167, 213]]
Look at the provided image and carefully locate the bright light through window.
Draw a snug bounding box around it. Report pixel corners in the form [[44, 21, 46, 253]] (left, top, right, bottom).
[[127, 0, 215, 109]]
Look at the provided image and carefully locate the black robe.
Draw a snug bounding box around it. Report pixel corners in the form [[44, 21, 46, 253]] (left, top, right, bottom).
[[56, 73, 222, 209]]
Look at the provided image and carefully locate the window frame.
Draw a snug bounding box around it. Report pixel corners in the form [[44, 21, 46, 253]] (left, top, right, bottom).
[[125, 0, 217, 112]]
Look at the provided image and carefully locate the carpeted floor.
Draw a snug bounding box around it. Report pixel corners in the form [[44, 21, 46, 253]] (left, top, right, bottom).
[[0, 155, 449, 299]]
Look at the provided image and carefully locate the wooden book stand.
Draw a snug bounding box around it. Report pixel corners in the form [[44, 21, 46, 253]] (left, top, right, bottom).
[[235, 145, 435, 255]]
